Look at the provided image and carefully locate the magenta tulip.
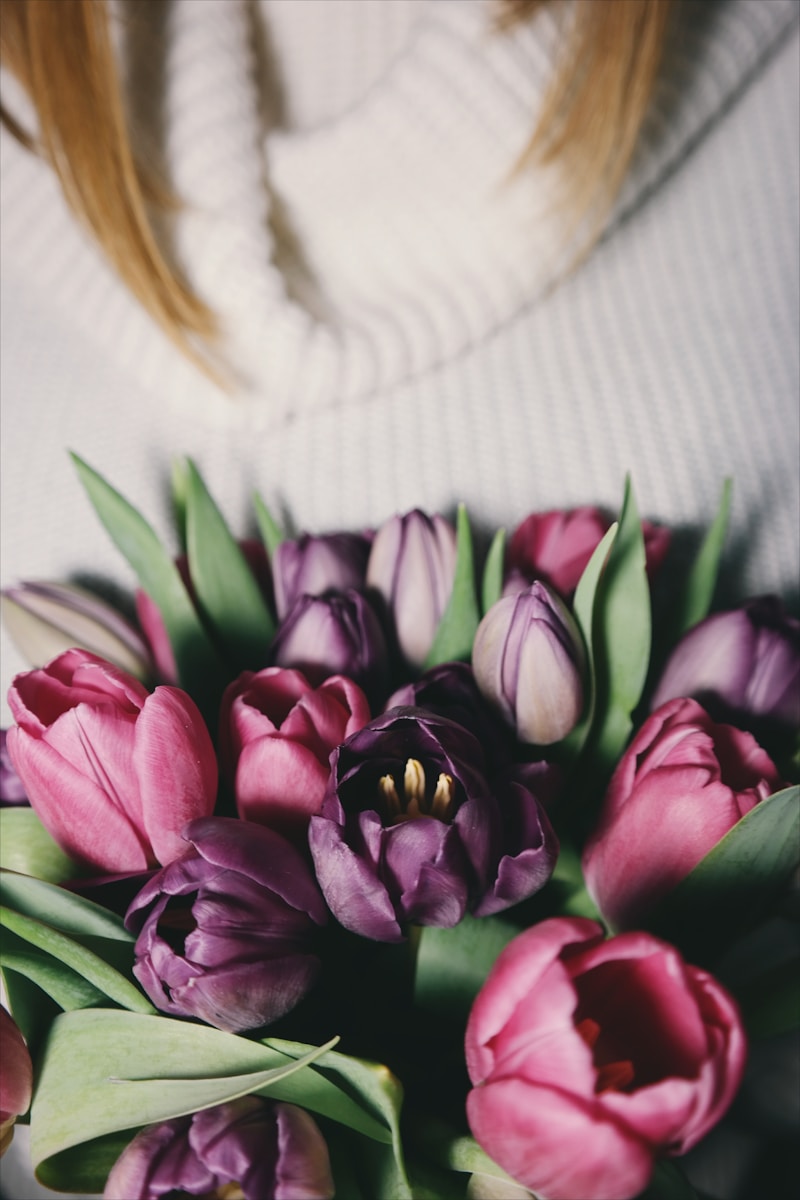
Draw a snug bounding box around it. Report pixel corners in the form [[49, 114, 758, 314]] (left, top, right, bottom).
[[6, 649, 218, 873], [220, 667, 371, 835], [465, 918, 746, 1200], [582, 698, 784, 930], [0, 1007, 33, 1157]]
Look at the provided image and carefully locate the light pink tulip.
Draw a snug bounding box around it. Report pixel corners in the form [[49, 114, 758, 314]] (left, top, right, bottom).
[[582, 697, 783, 930], [6, 649, 218, 872], [465, 918, 746, 1200], [220, 667, 370, 835], [0, 1006, 33, 1157]]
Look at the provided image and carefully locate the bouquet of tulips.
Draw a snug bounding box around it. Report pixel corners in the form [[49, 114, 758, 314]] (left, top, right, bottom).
[[0, 457, 798, 1200]]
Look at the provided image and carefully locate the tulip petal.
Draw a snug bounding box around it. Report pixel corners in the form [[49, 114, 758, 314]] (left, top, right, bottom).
[[309, 812, 403, 941], [235, 737, 331, 828]]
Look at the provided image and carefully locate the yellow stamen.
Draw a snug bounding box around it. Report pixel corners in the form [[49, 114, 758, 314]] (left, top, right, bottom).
[[430, 772, 455, 820]]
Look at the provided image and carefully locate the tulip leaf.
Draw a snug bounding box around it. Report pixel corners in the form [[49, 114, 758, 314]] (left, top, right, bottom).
[[254, 490, 286, 557], [0, 907, 154, 1014], [0, 929, 108, 1011], [414, 914, 519, 1021], [184, 459, 275, 670], [425, 504, 481, 669], [0, 967, 61, 1054], [0, 808, 78, 884], [646, 785, 800, 960], [35, 1130, 136, 1195], [481, 528, 506, 615], [0, 870, 134, 943], [671, 477, 732, 640], [590, 477, 651, 772], [70, 453, 223, 702]]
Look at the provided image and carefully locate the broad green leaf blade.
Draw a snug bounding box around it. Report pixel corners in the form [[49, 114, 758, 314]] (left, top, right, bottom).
[[425, 505, 480, 668], [672, 478, 732, 639], [70, 454, 222, 700], [30, 1010, 339, 1169], [0, 930, 108, 1010], [591, 478, 651, 771], [253, 491, 286, 557], [0, 908, 153, 1014], [647, 785, 800, 960], [185, 460, 275, 669], [0, 968, 60, 1053], [480, 528, 506, 615], [0, 870, 133, 942], [170, 457, 190, 551], [36, 1130, 135, 1195], [414, 914, 518, 1021], [0, 809, 78, 884]]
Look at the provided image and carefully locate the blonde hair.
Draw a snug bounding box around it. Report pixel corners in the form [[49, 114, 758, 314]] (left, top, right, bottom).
[[0, 0, 674, 367]]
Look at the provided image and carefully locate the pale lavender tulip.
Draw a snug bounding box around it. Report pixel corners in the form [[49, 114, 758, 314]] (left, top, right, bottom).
[[366, 509, 457, 669], [271, 590, 389, 703], [272, 532, 371, 619], [127, 817, 327, 1031], [472, 582, 584, 745], [2, 579, 152, 679], [652, 596, 800, 732], [0, 1007, 33, 1157], [104, 1097, 334, 1200], [6, 649, 217, 872]]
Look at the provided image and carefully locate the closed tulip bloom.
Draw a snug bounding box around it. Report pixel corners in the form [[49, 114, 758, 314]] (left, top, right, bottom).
[[220, 667, 371, 835], [583, 698, 784, 930], [104, 1097, 334, 1200], [366, 509, 457, 669], [127, 817, 327, 1032], [309, 707, 557, 942], [651, 596, 800, 732], [272, 531, 371, 620], [0, 1007, 33, 1157], [271, 589, 389, 703], [472, 583, 584, 745], [465, 918, 746, 1200], [6, 649, 217, 873], [0, 729, 27, 804]]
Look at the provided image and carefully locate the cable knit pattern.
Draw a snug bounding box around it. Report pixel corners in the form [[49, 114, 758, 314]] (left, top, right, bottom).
[[1, 0, 798, 733]]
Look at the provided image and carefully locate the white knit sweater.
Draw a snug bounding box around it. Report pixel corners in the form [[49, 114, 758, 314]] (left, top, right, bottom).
[[0, 4, 798, 1192]]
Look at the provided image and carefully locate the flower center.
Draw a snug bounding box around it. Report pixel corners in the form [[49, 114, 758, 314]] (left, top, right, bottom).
[[379, 758, 456, 822], [575, 1017, 635, 1094]]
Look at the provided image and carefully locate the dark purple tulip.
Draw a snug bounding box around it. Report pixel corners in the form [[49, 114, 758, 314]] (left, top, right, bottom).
[[0, 730, 28, 805], [271, 589, 389, 703], [126, 818, 327, 1032], [104, 1097, 334, 1200], [308, 707, 557, 942], [472, 582, 585, 745], [272, 532, 372, 620], [652, 596, 800, 732]]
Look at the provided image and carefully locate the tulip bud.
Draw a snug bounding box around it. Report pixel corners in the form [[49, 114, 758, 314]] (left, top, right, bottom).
[[366, 510, 457, 669], [472, 582, 584, 745], [0, 1007, 33, 1157], [272, 532, 371, 620], [126, 817, 328, 1032], [104, 1098, 334, 1200], [2, 580, 152, 680], [0, 730, 27, 805]]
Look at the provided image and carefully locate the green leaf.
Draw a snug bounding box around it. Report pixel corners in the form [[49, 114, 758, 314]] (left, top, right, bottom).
[[170, 457, 190, 551], [671, 478, 732, 639], [414, 914, 518, 1021], [425, 505, 481, 668], [70, 453, 222, 703], [0, 870, 133, 943], [0, 907, 153, 1014], [253, 491, 286, 558], [184, 460, 275, 669], [0, 968, 60, 1054], [480, 528, 506, 615], [647, 785, 800, 959], [590, 477, 651, 772], [36, 1130, 135, 1195], [0, 808, 78, 884], [0, 929, 108, 1011]]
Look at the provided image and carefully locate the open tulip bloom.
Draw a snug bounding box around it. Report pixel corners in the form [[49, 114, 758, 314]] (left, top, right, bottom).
[[1, 461, 797, 1200]]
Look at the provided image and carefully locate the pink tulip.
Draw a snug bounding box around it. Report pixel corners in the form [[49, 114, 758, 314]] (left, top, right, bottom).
[[6, 649, 218, 873], [582, 698, 783, 930], [0, 1007, 33, 1157], [465, 918, 746, 1200], [220, 667, 371, 834]]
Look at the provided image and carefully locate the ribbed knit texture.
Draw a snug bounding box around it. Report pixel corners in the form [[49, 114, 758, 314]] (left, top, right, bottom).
[[1, 0, 798, 726]]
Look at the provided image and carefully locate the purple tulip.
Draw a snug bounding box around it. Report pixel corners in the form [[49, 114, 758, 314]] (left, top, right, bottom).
[[472, 582, 585, 745], [126, 817, 328, 1032], [104, 1097, 334, 1200], [366, 509, 457, 669], [271, 590, 389, 703], [652, 596, 800, 732], [308, 707, 557, 942], [0, 730, 27, 805], [272, 532, 372, 620]]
